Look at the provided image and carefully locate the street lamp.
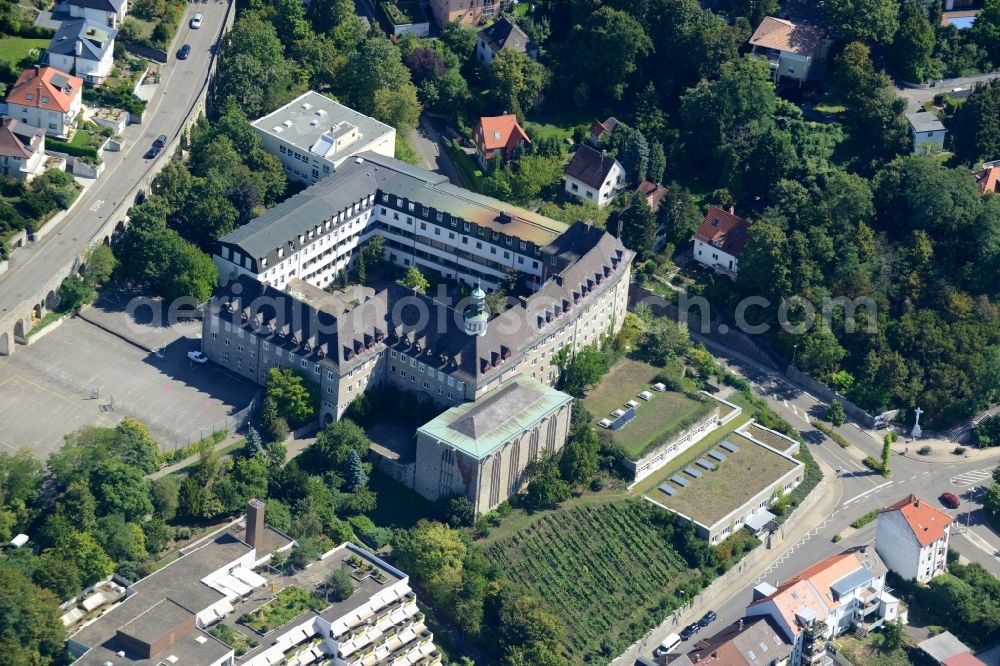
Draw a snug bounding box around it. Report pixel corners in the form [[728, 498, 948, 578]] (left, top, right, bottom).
[[791, 343, 799, 368]]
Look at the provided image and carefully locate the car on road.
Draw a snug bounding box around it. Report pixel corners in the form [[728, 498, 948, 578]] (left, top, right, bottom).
[[177, 44, 191, 59], [654, 633, 682, 656], [680, 623, 701, 640], [698, 610, 717, 627], [187, 350, 208, 364], [153, 134, 167, 148], [190, 13, 203, 28], [940, 492, 961, 509]]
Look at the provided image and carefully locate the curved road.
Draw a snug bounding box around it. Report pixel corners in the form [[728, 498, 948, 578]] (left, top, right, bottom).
[[0, 0, 230, 325]]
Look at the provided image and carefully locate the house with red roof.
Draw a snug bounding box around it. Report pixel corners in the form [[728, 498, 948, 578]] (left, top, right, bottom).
[[974, 160, 1000, 196], [693, 205, 749, 276], [473, 114, 530, 170], [919, 631, 989, 666], [6, 65, 84, 138], [746, 546, 905, 666], [876, 494, 953, 582]]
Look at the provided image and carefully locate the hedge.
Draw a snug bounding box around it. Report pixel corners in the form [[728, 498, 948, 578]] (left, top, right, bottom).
[[851, 510, 878, 529], [46, 137, 99, 160], [811, 420, 851, 448]]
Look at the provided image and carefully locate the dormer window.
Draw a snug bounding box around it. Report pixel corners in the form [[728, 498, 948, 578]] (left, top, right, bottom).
[[25, 93, 33, 100]]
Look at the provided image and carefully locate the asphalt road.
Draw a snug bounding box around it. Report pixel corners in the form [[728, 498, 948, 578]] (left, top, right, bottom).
[[409, 115, 464, 186], [701, 348, 1000, 641], [0, 0, 229, 322]]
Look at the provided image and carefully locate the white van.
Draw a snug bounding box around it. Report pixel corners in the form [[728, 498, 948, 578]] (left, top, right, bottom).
[[655, 633, 682, 656]]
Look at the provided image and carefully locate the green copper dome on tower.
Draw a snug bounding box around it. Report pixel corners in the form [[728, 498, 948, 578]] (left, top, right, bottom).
[[464, 282, 488, 336]]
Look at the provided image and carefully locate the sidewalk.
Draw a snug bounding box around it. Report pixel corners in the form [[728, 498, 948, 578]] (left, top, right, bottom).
[[148, 429, 318, 480], [613, 455, 844, 665]]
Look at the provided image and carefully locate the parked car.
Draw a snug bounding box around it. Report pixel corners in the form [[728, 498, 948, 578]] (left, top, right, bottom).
[[187, 350, 208, 364], [680, 623, 701, 640], [940, 492, 961, 509], [698, 610, 717, 627], [177, 44, 191, 59], [153, 134, 167, 148], [655, 633, 682, 656], [144, 145, 161, 159], [190, 13, 203, 28]]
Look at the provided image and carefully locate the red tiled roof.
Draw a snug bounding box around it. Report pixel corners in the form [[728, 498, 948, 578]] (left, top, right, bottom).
[[589, 116, 618, 140], [748, 16, 825, 56], [694, 205, 749, 257], [944, 652, 988, 666], [475, 114, 530, 152], [6, 66, 82, 114], [975, 165, 1000, 195], [880, 494, 953, 547]]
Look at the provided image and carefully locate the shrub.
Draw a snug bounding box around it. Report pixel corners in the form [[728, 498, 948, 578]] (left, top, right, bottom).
[[825, 399, 846, 426], [918, 445, 932, 455], [862, 456, 884, 472], [589, 477, 605, 492], [812, 420, 851, 448], [325, 569, 354, 602], [832, 533, 842, 542], [851, 511, 878, 529], [954, 446, 967, 455]]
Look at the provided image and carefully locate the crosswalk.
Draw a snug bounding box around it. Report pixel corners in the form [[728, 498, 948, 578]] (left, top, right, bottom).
[[950, 468, 994, 488]]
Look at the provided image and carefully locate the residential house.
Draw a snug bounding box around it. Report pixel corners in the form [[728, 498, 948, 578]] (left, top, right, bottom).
[[906, 111, 946, 153], [476, 18, 535, 66], [66, 0, 128, 28], [5, 65, 83, 138], [563, 144, 626, 208], [473, 114, 530, 169], [588, 116, 619, 147], [429, 0, 504, 27], [250, 91, 395, 185], [919, 632, 989, 666], [875, 494, 952, 583], [693, 205, 748, 276], [663, 617, 793, 666], [46, 18, 117, 84], [974, 160, 1000, 195], [746, 546, 906, 666], [612, 180, 667, 237], [0, 118, 46, 181], [748, 16, 825, 86]]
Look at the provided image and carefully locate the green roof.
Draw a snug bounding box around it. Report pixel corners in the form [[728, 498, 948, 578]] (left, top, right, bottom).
[[418, 375, 572, 459]]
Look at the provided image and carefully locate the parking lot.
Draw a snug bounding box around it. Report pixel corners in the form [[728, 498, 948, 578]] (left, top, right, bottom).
[[0, 309, 258, 459]]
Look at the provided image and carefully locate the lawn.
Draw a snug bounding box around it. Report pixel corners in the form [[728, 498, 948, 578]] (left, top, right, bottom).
[[834, 634, 913, 666], [26, 311, 64, 338], [0, 38, 47, 67], [208, 624, 260, 657], [380, 0, 427, 25], [523, 120, 573, 145], [646, 430, 800, 527], [484, 500, 699, 661], [367, 470, 434, 530], [583, 358, 716, 459], [239, 586, 326, 635]]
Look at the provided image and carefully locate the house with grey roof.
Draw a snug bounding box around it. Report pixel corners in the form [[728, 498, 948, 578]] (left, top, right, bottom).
[[476, 18, 536, 66], [251, 90, 395, 185], [564, 144, 627, 208], [46, 17, 117, 84], [906, 111, 946, 153], [66, 0, 128, 28], [0, 118, 46, 181]]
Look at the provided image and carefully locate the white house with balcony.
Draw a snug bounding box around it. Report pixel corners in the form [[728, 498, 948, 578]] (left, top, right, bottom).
[[5, 66, 83, 138], [747, 546, 905, 666], [45, 18, 117, 84], [251, 91, 395, 185], [748, 17, 826, 86], [0, 118, 46, 181], [876, 494, 952, 583]]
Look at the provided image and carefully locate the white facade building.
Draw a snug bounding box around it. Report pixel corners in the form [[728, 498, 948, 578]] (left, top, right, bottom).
[[875, 494, 952, 583], [0, 118, 46, 181], [693, 205, 749, 276], [907, 112, 947, 153], [748, 17, 826, 86], [251, 91, 395, 185], [46, 18, 117, 84], [67, 0, 128, 28], [5, 66, 84, 138], [563, 144, 627, 208], [747, 547, 905, 666]]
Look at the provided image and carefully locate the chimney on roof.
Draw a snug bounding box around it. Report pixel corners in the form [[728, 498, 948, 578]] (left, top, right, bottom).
[[246, 498, 266, 552], [695, 654, 700, 663], [34, 64, 40, 77], [74, 39, 83, 57], [915, 498, 921, 507], [738, 618, 744, 631], [728, 205, 735, 215]]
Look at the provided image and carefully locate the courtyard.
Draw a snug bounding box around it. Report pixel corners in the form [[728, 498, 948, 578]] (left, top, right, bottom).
[[0, 309, 258, 458], [582, 358, 716, 459]]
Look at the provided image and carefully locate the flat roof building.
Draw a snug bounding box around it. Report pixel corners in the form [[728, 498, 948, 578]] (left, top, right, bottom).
[[252, 91, 396, 185]]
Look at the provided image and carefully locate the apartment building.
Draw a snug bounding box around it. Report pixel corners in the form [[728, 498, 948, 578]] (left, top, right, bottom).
[[68, 502, 441, 666], [875, 494, 953, 583], [251, 91, 395, 185], [214, 152, 576, 293], [746, 546, 906, 666]]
